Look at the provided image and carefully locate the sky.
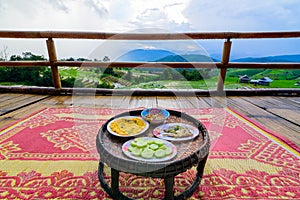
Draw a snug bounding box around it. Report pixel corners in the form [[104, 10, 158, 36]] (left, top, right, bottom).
[[0, 0, 300, 60]]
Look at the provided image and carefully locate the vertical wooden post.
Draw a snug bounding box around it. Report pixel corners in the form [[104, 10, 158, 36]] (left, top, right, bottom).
[[217, 38, 232, 93], [46, 38, 61, 89]]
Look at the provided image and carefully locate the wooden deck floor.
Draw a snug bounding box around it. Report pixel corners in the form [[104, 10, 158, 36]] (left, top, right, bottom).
[[0, 93, 299, 147]]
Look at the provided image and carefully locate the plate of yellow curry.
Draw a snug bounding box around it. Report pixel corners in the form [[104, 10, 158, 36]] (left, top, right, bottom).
[[107, 116, 149, 137]]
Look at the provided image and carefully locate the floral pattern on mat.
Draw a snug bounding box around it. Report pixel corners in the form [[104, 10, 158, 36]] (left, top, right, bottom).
[[0, 107, 299, 199]]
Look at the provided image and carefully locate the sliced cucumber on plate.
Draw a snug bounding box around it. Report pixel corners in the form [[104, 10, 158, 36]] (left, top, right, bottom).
[[128, 137, 173, 159]]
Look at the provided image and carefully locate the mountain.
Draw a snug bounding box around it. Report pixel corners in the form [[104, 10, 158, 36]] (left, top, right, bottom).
[[232, 54, 300, 62], [116, 48, 300, 64], [155, 54, 218, 62], [116, 49, 176, 62]]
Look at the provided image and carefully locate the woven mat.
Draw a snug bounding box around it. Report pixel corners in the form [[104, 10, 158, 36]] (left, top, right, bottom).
[[0, 107, 299, 199]]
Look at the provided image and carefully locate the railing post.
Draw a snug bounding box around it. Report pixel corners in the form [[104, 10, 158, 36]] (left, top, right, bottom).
[[46, 38, 61, 89], [217, 38, 232, 92]]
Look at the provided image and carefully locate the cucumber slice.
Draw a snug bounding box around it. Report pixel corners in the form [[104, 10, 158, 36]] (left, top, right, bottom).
[[165, 147, 173, 156], [136, 140, 148, 148], [149, 144, 159, 150], [147, 140, 155, 144], [159, 145, 167, 150], [154, 140, 164, 146], [131, 147, 142, 157], [134, 138, 144, 142], [130, 140, 138, 147], [154, 149, 165, 158], [128, 138, 173, 159], [141, 149, 154, 159], [128, 145, 135, 152]]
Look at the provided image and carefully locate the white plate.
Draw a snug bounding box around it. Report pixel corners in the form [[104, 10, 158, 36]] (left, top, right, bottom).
[[153, 123, 199, 141], [107, 116, 149, 137], [122, 137, 177, 162]]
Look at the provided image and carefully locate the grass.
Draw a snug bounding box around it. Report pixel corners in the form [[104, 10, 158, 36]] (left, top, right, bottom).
[[123, 75, 299, 90], [1, 67, 299, 90]]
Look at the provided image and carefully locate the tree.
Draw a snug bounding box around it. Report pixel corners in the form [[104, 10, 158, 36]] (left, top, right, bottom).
[[3, 52, 52, 86], [102, 56, 114, 75], [66, 57, 75, 61], [0, 45, 8, 61], [21, 52, 46, 61], [102, 56, 110, 62]]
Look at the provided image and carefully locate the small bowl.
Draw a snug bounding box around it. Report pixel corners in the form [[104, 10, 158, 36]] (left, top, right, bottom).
[[141, 108, 170, 124]]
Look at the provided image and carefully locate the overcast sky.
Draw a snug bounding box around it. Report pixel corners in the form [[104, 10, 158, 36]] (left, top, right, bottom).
[[0, 0, 300, 60]]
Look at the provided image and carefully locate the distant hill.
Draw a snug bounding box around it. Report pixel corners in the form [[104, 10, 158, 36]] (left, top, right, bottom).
[[155, 54, 218, 62], [116, 49, 175, 62], [116, 48, 300, 63], [232, 54, 300, 62]]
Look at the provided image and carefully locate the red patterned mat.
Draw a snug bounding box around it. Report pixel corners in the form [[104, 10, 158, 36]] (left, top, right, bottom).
[[0, 107, 299, 199]]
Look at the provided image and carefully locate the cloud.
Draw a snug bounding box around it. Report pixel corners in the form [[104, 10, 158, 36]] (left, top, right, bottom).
[[47, 0, 70, 13], [85, 0, 108, 17], [184, 0, 300, 31], [130, 5, 191, 32], [164, 2, 189, 24], [0, 0, 299, 59], [132, 8, 167, 27]]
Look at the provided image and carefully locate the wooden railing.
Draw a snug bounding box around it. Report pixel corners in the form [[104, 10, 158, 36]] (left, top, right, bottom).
[[0, 30, 300, 96]]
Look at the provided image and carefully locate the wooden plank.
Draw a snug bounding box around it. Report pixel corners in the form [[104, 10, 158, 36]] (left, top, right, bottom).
[[201, 96, 228, 108], [157, 96, 211, 109], [287, 97, 300, 105], [186, 96, 211, 108], [227, 97, 300, 146], [54, 61, 220, 69], [109, 96, 132, 109], [241, 96, 297, 109], [174, 96, 197, 109], [0, 61, 221, 69], [273, 97, 300, 108], [0, 93, 299, 147], [226, 62, 300, 69], [0, 93, 24, 103], [46, 38, 61, 89], [126, 96, 157, 109], [267, 108, 300, 125], [217, 68, 227, 92], [241, 96, 300, 125], [217, 40, 232, 92], [0, 94, 49, 115], [0, 61, 50, 66], [42, 95, 124, 109], [157, 96, 179, 109], [195, 97, 212, 108], [1, 30, 300, 40], [1, 61, 300, 69], [0, 95, 64, 127], [39, 95, 72, 106]]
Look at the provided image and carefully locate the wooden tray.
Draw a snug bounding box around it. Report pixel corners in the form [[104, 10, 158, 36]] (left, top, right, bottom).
[[96, 109, 210, 177]]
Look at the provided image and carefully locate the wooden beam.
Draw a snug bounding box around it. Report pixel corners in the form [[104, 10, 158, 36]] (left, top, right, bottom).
[[0, 30, 300, 40], [1, 61, 300, 69], [217, 39, 232, 92], [46, 38, 61, 89], [0, 61, 51, 66], [53, 61, 219, 69], [0, 86, 299, 97], [225, 62, 300, 69]]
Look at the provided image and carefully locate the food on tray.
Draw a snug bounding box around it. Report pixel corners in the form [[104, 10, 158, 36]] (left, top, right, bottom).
[[145, 112, 165, 121], [163, 124, 194, 138], [128, 137, 173, 159], [141, 108, 170, 124], [153, 123, 199, 141], [109, 117, 147, 136]]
